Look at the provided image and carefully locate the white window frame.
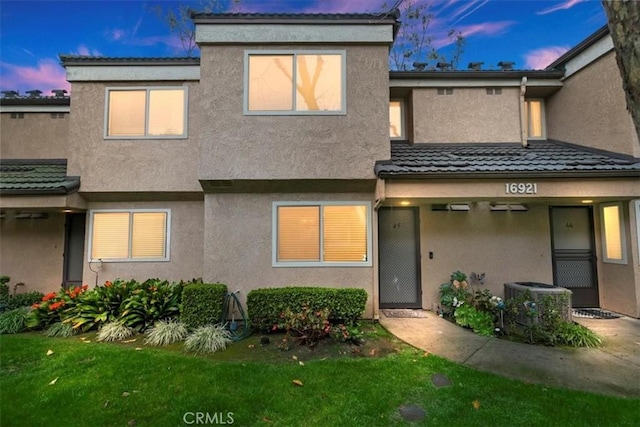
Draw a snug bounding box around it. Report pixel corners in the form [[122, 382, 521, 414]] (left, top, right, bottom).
[[525, 98, 546, 140], [244, 50, 347, 116], [390, 98, 406, 140], [600, 202, 627, 265], [87, 209, 171, 262], [104, 86, 188, 139], [272, 201, 372, 267], [635, 200, 640, 266]]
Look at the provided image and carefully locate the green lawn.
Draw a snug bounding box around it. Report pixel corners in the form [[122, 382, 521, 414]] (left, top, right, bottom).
[[1, 332, 638, 427]]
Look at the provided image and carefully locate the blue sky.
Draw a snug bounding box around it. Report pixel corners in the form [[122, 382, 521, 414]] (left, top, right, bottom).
[[0, 0, 607, 93]]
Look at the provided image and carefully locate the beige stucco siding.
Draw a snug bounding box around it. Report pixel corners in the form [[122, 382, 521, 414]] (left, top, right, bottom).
[[197, 45, 390, 181], [204, 192, 376, 317], [412, 87, 521, 143], [418, 203, 554, 310], [67, 82, 201, 193], [0, 212, 66, 293], [0, 113, 69, 159], [80, 201, 203, 286], [546, 52, 640, 157]]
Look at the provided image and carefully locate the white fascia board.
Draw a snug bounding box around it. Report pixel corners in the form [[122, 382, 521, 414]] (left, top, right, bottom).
[[196, 24, 394, 44], [389, 79, 562, 88], [563, 35, 613, 79], [66, 66, 200, 82], [1, 105, 70, 113]]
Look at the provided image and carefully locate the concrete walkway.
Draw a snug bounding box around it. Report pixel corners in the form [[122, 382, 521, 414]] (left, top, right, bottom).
[[379, 311, 640, 397]]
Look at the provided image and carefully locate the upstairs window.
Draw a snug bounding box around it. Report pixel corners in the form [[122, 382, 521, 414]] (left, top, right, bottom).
[[245, 51, 346, 115], [89, 210, 170, 262], [525, 99, 545, 139], [273, 202, 372, 267], [105, 87, 187, 138], [390, 100, 405, 139]]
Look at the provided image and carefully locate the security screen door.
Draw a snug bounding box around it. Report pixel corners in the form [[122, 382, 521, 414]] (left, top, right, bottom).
[[379, 207, 421, 308]]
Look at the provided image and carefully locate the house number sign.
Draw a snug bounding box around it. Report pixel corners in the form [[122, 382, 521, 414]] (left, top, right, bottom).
[[505, 183, 537, 194]]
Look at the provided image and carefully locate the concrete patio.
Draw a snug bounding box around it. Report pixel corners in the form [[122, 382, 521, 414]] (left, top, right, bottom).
[[379, 311, 640, 397]]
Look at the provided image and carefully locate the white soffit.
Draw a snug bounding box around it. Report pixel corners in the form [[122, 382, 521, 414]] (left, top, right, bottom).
[[389, 79, 562, 88], [563, 35, 613, 79], [65, 66, 200, 82], [196, 24, 394, 43], [1, 105, 70, 113]]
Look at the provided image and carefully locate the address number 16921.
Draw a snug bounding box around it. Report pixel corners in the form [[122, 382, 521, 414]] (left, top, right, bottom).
[[505, 183, 537, 194]]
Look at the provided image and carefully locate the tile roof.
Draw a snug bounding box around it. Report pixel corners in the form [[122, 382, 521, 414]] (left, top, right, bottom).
[[0, 159, 80, 194], [191, 11, 400, 22], [375, 140, 640, 178]]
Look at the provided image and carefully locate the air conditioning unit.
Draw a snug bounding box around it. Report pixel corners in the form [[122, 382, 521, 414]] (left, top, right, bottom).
[[504, 282, 572, 325]]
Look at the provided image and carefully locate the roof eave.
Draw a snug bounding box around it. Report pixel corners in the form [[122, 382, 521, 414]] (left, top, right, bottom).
[[377, 170, 640, 180], [390, 70, 565, 79], [546, 24, 610, 70]]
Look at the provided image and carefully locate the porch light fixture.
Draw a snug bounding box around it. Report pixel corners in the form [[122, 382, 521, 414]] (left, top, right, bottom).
[[581, 200, 593, 204], [448, 204, 470, 211], [400, 201, 411, 206]]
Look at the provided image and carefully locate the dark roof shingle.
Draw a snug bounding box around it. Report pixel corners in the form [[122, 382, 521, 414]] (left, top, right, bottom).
[[375, 140, 640, 178], [0, 159, 80, 194]]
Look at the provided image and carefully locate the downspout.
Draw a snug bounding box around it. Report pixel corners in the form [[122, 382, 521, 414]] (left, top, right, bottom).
[[374, 177, 385, 211], [372, 178, 385, 320], [519, 76, 528, 148]]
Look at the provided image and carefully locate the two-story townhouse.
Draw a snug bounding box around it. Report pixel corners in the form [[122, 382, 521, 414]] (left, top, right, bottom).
[[376, 25, 640, 317], [1, 13, 639, 318]]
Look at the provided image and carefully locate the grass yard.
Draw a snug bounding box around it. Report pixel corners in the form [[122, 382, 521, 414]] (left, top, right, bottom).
[[1, 329, 639, 427]]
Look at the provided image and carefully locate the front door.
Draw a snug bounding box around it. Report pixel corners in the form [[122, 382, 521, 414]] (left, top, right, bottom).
[[378, 207, 421, 308], [550, 207, 599, 307], [63, 213, 86, 289]]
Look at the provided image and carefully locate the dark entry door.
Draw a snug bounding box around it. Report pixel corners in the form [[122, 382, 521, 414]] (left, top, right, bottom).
[[63, 213, 86, 289], [550, 207, 598, 307], [379, 207, 421, 308]]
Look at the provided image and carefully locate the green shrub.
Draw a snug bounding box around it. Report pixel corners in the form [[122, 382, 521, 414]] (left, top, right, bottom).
[[454, 304, 495, 336], [44, 322, 77, 338], [438, 271, 472, 315], [279, 306, 331, 349], [4, 291, 45, 311], [0, 307, 30, 334], [557, 322, 602, 348], [144, 320, 189, 346], [247, 287, 367, 331], [27, 286, 88, 330], [184, 324, 231, 354], [180, 283, 227, 329], [119, 279, 183, 331], [97, 322, 135, 342]]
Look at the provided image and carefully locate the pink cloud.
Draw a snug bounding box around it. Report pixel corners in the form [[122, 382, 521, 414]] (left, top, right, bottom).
[[524, 46, 569, 69], [433, 20, 515, 48], [0, 59, 70, 93], [75, 45, 102, 57], [537, 0, 585, 16]]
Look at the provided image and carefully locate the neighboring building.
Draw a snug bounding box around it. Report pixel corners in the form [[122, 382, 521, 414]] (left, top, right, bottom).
[[1, 14, 639, 317]]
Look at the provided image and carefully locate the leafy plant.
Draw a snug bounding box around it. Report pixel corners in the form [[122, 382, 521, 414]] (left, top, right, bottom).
[[43, 322, 77, 338], [119, 279, 183, 331], [184, 324, 231, 354], [0, 307, 30, 334], [180, 283, 227, 329], [247, 287, 367, 332], [27, 286, 88, 330], [96, 321, 135, 342], [144, 320, 189, 346], [556, 322, 602, 348], [278, 306, 332, 349], [438, 271, 472, 315], [1, 289, 45, 312], [331, 323, 364, 345], [454, 305, 494, 337]]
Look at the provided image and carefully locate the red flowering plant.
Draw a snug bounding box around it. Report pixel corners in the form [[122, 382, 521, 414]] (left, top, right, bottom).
[[27, 285, 89, 330]]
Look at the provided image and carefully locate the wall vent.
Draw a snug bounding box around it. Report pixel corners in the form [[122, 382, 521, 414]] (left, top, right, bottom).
[[437, 88, 454, 95]]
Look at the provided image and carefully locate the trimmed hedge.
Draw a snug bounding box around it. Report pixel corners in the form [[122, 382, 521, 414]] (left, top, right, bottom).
[[247, 287, 368, 331], [180, 283, 227, 329]]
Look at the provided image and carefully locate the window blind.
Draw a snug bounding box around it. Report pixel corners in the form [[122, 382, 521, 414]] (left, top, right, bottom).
[[603, 205, 623, 260], [91, 212, 130, 259], [131, 212, 167, 258], [323, 205, 367, 262], [277, 206, 320, 261]]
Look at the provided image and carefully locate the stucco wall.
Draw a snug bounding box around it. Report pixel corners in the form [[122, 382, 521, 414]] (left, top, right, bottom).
[[546, 52, 640, 157], [67, 82, 201, 193], [594, 200, 640, 317], [197, 45, 390, 180], [418, 203, 554, 310], [80, 201, 204, 286], [412, 87, 521, 143], [0, 213, 66, 293], [0, 113, 69, 159], [203, 192, 376, 317]]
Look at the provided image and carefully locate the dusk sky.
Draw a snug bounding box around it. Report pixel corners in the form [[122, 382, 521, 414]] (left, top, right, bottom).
[[0, 0, 608, 94]]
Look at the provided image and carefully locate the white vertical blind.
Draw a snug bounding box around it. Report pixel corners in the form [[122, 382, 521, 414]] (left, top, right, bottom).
[[277, 206, 320, 261], [603, 205, 623, 260], [131, 212, 167, 258], [108, 90, 146, 136], [148, 89, 185, 136], [91, 212, 130, 259], [323, 205, 367, 262]]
